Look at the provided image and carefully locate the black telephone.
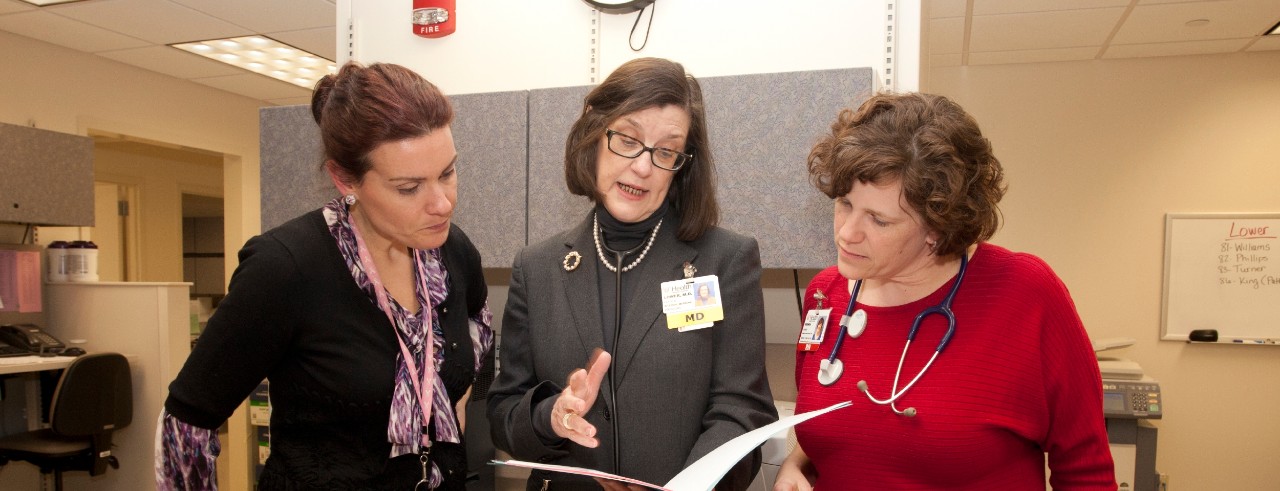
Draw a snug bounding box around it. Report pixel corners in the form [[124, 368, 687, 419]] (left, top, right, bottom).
[[0, 324, 67, 354]]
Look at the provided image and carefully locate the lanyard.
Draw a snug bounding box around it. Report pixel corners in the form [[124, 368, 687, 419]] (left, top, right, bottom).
[[351, 221, 435, 448]]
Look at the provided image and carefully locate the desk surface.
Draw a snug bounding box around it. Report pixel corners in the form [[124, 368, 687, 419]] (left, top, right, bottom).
[[0, 355, 73, 375]]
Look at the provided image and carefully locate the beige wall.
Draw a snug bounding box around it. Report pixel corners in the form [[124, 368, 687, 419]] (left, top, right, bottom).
[[0, 29, 263, 280], [1, 29, 264, 490], [925, 51, 1280, 490], [94, 143, 223, 282]]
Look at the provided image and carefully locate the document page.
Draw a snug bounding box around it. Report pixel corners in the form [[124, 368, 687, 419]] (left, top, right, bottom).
[[493, 400, 852, 491]]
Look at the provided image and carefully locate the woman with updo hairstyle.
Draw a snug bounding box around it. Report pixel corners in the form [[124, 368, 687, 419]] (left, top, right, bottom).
[[158, 62, 492, 490], [776, 93, 1116, 490]]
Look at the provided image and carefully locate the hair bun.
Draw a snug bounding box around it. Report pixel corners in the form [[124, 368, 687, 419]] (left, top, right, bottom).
[[310, 74, 337, 124]]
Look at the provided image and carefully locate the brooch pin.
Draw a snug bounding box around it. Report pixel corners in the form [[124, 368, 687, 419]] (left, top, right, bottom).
[[563, 251, 582, 272], [814, 290, 826, 310], [682, 261, 697, 279]]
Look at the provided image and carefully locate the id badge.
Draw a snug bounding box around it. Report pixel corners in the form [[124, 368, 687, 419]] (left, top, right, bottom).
[[661, 275, 725, 331], [797, 308, 831, 352]]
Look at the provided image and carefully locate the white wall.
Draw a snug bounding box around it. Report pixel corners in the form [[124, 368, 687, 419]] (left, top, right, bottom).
[[927, 51, 1280, 491], [343, 0, 920, 93]]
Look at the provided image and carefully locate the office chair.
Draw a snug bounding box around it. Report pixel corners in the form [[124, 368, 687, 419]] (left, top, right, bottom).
[[0, 353, 133, 490]]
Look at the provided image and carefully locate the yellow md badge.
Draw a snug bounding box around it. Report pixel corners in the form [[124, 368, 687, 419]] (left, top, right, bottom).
[[667, 305, 725, 330], [661, 275, 725, 331]]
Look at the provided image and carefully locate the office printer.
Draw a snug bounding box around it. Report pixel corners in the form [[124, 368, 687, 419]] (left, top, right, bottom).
[[1092, 338, 1161, 491]]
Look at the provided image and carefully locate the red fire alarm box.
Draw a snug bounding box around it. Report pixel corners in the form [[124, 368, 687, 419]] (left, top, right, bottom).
[[412, 0, 455, 38]]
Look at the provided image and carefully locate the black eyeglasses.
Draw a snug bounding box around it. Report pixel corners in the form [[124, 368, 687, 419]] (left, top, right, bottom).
[[605, 129, 693, 171]]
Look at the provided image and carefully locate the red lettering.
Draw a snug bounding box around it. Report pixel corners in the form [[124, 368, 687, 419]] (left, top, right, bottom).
[[1229, 222, 1271, 238]]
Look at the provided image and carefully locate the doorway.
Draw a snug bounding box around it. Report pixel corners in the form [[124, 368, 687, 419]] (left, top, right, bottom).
[[182, 193, 226, 334], [89, 135, 225, 285]]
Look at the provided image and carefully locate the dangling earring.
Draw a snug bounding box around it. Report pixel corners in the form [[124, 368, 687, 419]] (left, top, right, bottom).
[[344, 194, 357, 205]]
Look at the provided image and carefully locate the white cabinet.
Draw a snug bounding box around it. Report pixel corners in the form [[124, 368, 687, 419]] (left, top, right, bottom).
[[44, 282, 191, 490]]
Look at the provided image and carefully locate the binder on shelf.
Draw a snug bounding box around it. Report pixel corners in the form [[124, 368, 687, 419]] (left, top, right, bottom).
[[249, 380, 271, 426]]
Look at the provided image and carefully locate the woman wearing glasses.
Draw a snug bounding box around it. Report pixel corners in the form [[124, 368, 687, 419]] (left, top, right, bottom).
[[488, 57, 777, 490]]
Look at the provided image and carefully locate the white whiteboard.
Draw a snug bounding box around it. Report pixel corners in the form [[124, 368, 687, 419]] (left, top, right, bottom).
[[1161, 213, 1280, 342]]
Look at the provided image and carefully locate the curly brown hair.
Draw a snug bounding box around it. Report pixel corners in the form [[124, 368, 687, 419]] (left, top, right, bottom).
[[807, 93, 1006, 258]]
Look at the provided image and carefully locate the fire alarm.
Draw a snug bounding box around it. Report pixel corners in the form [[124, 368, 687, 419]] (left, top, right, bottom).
[[412, 0, 455, 38]]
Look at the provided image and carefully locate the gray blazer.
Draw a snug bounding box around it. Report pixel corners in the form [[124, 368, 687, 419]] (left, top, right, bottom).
[[488, 213, 777, 490]]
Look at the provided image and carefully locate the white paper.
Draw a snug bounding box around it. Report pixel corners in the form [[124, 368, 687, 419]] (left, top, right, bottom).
[[492, 400, 852, 491]]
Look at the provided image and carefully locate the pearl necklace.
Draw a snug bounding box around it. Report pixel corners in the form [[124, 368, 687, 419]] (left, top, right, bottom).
[[593, 213, 662, 273]]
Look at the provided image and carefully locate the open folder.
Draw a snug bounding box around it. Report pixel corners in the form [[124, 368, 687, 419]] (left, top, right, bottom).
[[493, 400, 851, 491]]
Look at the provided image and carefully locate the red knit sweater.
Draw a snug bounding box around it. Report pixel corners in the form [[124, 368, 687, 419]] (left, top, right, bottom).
[[793, 243, 1116, 490]]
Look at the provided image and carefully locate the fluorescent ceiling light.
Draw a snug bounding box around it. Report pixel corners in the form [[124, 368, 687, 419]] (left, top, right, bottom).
[[17, 0, 89, 5], [170, 36, 336, 90]]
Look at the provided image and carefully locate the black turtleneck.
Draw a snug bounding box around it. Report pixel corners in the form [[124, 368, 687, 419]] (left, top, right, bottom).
[[595, 198, 670, 252], [594, 199, 672, 355]]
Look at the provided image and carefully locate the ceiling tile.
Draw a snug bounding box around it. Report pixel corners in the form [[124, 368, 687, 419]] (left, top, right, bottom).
[[1246, 35, 1280, 51], [1137, 0, 1235, 5], [190, 72, 311, 101], [929, 17, 965, 54], [928, 0, 967, 18], [50, 0, 251, 45], [0, 0, 1266, 105], [974, 0, 1131, 16], [1104, 38, 1252, 58], [1114, 0, 1279, 44], [0, 0, 35, 15], [269, 26, 338, 61], [172, 0, 334, 34], [968, 46, 1100, 65], [0, 10, 149, 52], [969, 8, 1126, 52], [97, 45, 245, 79]]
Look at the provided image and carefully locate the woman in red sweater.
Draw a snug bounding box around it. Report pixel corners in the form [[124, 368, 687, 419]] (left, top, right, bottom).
[[775, 93, 1116, 490]]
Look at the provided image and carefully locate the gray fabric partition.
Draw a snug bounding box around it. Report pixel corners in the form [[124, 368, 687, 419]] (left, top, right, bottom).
[[525, 68, 874, 269], [450, 91, 529, 267], [526, 86, 594, 248], [261, 68, 872, 269], [702, 68, 874, 268], [0, 122, 94, 226], [259, 91, 528, 268], [259, 105, 326, 232]]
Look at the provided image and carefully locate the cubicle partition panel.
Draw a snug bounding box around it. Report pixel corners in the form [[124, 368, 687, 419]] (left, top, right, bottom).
[[700, 68, 874, 268], [523, 68, 872, 268], [526, 85, 596, 247], [263, 68, 872, 268], [260, 91, 529, 268], [260, 105, 326, 233], [449, 91, 529, 267], [0, 122, 94, 226]]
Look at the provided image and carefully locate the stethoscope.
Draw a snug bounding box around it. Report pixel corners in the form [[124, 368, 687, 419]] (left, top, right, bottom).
[[817, 254, 968, 417]]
